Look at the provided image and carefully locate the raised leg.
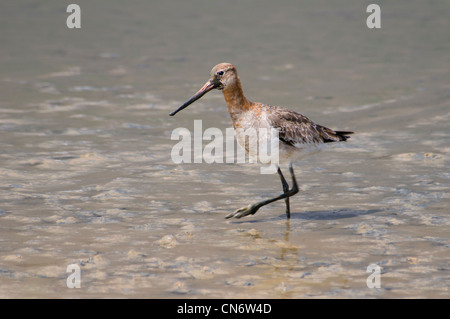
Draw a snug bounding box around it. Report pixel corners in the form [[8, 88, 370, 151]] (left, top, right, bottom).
[[225, 164, 299, 219]]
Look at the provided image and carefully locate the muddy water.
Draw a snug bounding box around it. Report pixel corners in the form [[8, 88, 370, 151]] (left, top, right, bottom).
[[0, 1, 449, 298]]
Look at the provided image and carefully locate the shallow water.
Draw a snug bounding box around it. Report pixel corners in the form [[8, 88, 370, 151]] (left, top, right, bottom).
[[0, 0, 449, 298]]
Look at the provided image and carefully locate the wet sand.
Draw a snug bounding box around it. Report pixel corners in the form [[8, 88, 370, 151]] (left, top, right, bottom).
[[0, 0, 449, 298]]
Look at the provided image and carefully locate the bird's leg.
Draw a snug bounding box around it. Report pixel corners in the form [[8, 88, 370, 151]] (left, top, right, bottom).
[[225, 164, 299, 219], [277, 166, 291, 219]]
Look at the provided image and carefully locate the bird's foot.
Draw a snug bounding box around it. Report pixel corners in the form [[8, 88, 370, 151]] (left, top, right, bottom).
[[225, 203, 260, 219]]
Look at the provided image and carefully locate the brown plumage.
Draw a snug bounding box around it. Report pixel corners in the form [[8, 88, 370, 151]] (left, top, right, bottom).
[[264, 104, 353, 146], [170, 63, 354, 219]]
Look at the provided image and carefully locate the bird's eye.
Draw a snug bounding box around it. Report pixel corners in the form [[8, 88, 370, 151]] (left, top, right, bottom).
[[216, 70, 224, 76]]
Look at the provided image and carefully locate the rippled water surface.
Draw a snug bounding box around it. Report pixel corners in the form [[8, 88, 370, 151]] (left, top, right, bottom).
[[1, 0, 449, 298]]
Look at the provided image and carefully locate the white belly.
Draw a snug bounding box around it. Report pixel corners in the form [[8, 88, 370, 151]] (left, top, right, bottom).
[[233, 110, 324, 166]]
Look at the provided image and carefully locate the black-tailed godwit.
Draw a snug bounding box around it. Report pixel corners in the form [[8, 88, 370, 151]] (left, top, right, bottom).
[[170, 63, 353, 219]]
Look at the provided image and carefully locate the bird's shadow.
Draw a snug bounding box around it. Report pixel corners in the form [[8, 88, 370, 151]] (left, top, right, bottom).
[[226, 208, 382, 224]]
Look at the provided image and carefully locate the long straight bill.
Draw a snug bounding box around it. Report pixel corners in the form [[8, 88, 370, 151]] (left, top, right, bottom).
[[169, 81, 217, 116]]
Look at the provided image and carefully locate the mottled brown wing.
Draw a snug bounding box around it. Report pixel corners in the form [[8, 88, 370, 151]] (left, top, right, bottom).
[[266, 105, 353, 146]]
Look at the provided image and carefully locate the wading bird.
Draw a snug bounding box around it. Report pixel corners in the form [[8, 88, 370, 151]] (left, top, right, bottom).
[[170, 63, 353, 219]]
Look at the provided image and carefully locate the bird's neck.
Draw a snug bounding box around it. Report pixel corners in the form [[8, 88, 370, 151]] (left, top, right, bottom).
[[222, 78, 254, 123]]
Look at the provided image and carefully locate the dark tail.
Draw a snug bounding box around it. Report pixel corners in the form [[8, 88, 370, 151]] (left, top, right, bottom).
[[317, 125, 354, 143], [335, 131, 354, 141]]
